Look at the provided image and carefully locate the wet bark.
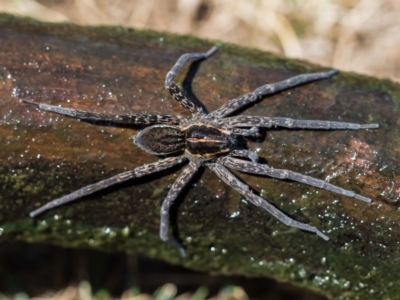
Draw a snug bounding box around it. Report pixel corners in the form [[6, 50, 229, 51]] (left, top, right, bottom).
[[0, 13, 399, 299]]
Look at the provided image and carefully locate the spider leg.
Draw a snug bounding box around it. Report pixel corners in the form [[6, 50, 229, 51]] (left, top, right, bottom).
[[211, 70, 338, 117], [225, 116, 379, 130], [220, 156, 372, 203], [230, 149, 259, 162], [20, 99, 180, 125], [209, 163, 329, 240], [30, 156, 187, 217], [230, 126, 260, 136], [165, 46, 218, 116], [160, 162, 199, 257]]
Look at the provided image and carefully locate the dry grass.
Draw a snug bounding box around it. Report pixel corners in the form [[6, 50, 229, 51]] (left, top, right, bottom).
[[1, 281, 249, 300], [1, 0, 400, 81]]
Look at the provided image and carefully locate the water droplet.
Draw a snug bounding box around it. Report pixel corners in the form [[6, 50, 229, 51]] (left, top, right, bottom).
[[121, 227, 130, 237], [228, 211, 240, 218], [102, 227, 111, 234]]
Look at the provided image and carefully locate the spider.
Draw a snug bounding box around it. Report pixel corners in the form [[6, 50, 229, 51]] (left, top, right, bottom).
[[23, 46, 378, 257]]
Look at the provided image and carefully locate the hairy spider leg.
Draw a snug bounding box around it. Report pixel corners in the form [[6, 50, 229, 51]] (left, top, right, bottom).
[[230, 126, 260, 136], [165, 46, 218, 117], [160, 162, 200, 257], [230, 149, 259, 162], [20, 99, 180, 125], [211, 70, 338, 117], [221, 156, 372, 203], [225, 115, 379, 130], [30, 156, 187, 217], [209, 163, 329, 240]]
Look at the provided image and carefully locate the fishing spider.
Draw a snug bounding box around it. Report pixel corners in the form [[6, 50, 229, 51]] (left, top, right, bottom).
[[24, 46, 378, 257]]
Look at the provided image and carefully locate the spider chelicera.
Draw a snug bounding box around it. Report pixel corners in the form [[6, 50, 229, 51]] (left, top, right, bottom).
[[23, 46, 378, 257]]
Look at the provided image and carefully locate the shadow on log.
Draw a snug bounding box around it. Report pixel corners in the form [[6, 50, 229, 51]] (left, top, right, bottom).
[[0, 13, 399, 300]]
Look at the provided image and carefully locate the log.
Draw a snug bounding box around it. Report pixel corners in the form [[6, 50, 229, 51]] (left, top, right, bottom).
[[0, 13, 398, 299]]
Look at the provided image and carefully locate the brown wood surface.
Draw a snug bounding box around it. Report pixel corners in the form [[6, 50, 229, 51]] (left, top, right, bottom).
[[0, 13, 399, 299]]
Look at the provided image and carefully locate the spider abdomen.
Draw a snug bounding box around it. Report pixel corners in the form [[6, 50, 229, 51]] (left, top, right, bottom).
[[134, 125, 185, 155], [185, 123, 232, 159]]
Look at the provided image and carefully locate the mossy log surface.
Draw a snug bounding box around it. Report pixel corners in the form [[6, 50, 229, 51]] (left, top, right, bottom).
[[0, 13, 399, 300]]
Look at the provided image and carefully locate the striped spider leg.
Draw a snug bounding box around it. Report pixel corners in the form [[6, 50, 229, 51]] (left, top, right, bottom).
[[220, 157, 371, 203], [211, 69, 339, 117], [20, 99, 180, 126], [159, 162, 200, 257], [225, 115, 379, 130], [208, 151, 374, 240], [209, 162, 330, 240], [165, 46, 218, 117], [29, 156, 187, 217]]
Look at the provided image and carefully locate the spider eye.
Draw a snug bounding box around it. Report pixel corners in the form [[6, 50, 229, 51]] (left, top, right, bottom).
[[134, 125, 185, 155]]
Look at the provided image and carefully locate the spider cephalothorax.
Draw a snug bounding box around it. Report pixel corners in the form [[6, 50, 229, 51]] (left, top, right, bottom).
[[24, 46, 378, 257]]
